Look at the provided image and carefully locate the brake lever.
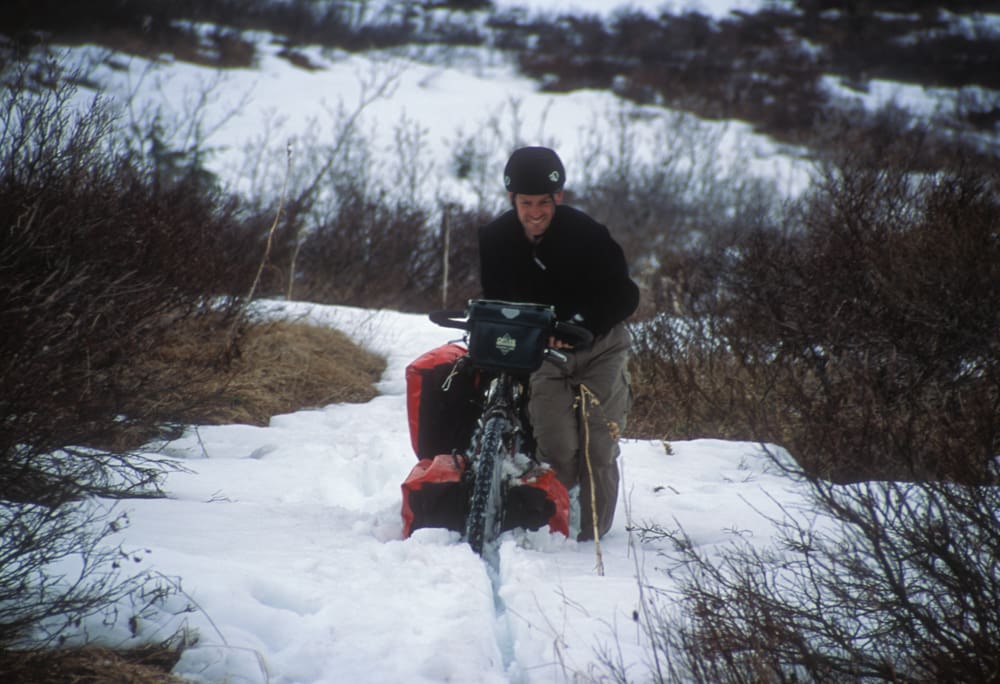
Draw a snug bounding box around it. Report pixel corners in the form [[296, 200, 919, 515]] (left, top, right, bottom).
[[544, 348, 570, 364]]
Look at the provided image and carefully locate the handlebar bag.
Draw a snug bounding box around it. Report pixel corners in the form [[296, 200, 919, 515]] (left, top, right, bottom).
[[466, 300, 556, 373]]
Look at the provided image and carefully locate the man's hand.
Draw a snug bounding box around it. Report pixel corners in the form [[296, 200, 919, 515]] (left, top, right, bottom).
[[548, 335, 574, 350]]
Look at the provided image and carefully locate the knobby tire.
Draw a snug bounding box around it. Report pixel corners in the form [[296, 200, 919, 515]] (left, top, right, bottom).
[[464, 413, 509, 556]]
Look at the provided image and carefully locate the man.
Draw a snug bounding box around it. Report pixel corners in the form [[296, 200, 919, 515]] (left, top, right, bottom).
[[478, 146, 640, 540]]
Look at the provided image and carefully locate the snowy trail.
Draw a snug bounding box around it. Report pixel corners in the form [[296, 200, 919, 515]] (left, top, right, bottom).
[[102, 302, 809, 683]]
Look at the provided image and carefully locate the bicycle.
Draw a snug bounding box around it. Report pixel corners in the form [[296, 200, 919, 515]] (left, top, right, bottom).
[[428, 298, 592, 557]]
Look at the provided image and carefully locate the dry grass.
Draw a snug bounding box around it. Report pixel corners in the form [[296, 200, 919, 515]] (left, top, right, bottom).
[[122, 315, 387, 436], [0, 644, 186, 684], [217, 318, 387, 424], [78, 312, 387, 449]]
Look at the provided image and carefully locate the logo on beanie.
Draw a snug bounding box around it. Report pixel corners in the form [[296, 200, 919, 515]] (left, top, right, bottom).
[[504, 174, 512, 188], [548, 171, 560, 182]]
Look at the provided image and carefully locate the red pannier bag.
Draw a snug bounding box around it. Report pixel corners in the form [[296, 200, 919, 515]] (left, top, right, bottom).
[[400, 343, 569, 540], [503, 466, 569, 537], [405, 343, 480, 460], [402, 457, 569, 539], [401, 453, 469, 538]]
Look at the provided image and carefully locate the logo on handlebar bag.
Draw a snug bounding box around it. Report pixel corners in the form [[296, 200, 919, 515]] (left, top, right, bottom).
[[495, 333, 516, 356]]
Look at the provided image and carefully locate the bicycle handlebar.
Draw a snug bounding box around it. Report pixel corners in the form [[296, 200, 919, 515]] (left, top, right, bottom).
[[428, 306, 594, 351], [427, 308, 471, 331], [552, 319, 594, 350]]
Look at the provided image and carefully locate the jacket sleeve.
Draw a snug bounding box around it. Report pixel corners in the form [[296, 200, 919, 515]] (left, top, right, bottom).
[[582, 240, 640, 335], [570, 218, 639, 335]]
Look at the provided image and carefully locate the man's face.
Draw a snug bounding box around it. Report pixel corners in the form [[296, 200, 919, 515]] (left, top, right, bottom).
[[511, 192, 562, 243]]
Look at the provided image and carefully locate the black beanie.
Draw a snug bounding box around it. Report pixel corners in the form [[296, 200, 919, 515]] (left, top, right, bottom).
[[503, 147, 565, 194]]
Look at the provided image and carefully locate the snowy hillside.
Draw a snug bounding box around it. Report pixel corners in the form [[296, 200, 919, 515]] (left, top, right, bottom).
[[55, 0, 999, 215]]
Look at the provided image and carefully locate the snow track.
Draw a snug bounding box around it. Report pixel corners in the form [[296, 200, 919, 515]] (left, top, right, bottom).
[[91, 302, 810, 683]]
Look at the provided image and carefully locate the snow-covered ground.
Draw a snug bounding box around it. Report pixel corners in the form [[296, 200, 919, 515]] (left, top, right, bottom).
[[86, 301, 810, 683], [26, 1, 999, 680]]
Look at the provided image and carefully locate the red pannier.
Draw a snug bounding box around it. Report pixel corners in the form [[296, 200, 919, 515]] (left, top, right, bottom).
[[503, 466, 569, 537], [401, 453, 469, 538], [401, 456, 569, 539], [405, 343, 480, 460], [400, 343, 569, 540]]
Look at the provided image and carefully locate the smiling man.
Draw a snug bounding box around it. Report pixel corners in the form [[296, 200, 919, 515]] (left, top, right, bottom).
[[477, 146, 640, 540]]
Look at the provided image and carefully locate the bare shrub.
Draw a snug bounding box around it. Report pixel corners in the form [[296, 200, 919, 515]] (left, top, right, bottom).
[[624, 241, 745, 442], [509, 6, 829, 144], [290, 106, 446, 310], [621, 467, 1000, 683], [224, 62, 426, 308], [0, 502, 180, 649], [627, 113, 998, 482], [721, 144, 1000, 482], [2, 59, 254, 452], [1, 0, 467, 63], [612, 129, 1000, 683], [295, 181, 434, 309], [574, 105, 779, 276], [0, 50, 251, 649], [268, 66, 491, 312], [581, 107, 782, 441]]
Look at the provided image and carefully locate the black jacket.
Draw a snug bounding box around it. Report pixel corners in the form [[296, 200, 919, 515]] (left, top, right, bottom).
[[478, 205, 639, 336]]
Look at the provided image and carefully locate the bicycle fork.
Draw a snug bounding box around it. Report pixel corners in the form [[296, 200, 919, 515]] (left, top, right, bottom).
[[463, 374, 526, 557]]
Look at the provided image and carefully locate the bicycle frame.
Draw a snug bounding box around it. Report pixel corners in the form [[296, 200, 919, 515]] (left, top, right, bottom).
[[429, 299, 592, 556]]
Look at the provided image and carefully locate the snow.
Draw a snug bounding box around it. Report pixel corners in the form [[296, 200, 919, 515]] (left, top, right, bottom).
[[86, 302, 811, 684], [70, 6, 817, 207], [494, 0, 789, 18], [28, 2, 998, 681], [63, 0, 996, 212]]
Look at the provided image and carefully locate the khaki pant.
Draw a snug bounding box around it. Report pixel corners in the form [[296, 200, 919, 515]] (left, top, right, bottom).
[[527, 324, 631, 540]]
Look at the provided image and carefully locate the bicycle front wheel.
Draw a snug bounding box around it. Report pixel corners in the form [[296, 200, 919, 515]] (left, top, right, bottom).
[[464, 413, 508, 556]]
